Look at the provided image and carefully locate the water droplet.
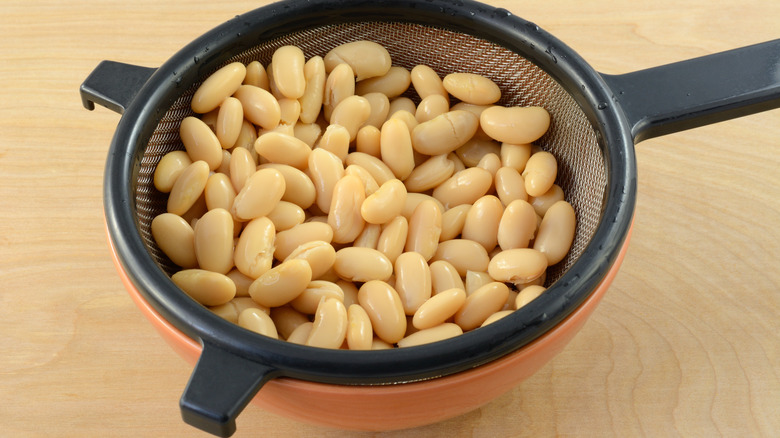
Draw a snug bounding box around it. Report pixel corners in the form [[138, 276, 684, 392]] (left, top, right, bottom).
[[597, 102, 608, 110], [545, 46, 557, 64], [193, 56, 200, 63]]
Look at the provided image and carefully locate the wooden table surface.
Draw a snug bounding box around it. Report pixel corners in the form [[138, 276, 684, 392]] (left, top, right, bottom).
[[1, 0, 778, 436]]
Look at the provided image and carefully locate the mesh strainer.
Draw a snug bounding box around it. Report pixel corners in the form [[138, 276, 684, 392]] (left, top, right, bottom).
[[80, 0, 780, 435]]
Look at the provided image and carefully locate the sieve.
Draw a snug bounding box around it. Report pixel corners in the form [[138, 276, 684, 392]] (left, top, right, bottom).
[[80, 0, 780, 436]]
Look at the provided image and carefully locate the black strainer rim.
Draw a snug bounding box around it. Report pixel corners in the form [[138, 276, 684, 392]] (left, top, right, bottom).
[[102, 0, 635, 434]]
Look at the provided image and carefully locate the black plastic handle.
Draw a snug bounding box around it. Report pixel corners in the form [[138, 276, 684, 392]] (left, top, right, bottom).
[[602, 39, 780, 143], [80, 61, 156, 114], [180, 341, 281, 437]]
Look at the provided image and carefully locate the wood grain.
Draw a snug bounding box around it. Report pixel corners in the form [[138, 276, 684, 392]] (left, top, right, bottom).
[[1, 0, 777, 436]]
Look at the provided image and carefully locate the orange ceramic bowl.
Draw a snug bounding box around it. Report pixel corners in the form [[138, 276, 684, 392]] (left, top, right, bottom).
[[108, 219, 632, 431]]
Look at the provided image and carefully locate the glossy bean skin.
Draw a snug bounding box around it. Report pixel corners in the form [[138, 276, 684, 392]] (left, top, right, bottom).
[[210, 297, 268, 324], [299, 56, 326, 124], [439, 204, 471, 242], [346, 304, 373, 350], [412, 287, 466, 330], [151, 213, 197, 268], [254, 132, 311, 170], [380, 118, 415, 180], [362, 92, 391, 128], [286, 322, 313, 344], [243, 60, 269, 90], [533, 200, 576, 265], [270, 306, 309, 340], [488, 248, 548, 285], [308, 148, 345, 214], [291, 281, 344, 315], [523, 151, 558, 197], [465, 270, 492, 296], [323, 63, 355, 121], [393, 252, 432, 315], [357, 280, 407, 344], [259, 163, 316, 210], [233, 216, 275, 279], [494, 166, 528, 205], [329, 95, 371, 141], [500, 143, 532, 172], [454, 282, 509, 331], [476, 153, 501, 180], [337, 280, 360, 308], [193, 208, 234, 274], [191, 62, 246, 114], [355, 66, 411, 98], [411, 110, 479, 156], [277, 98, 301, 126], [419, 101, 454, 130], [294, 122, 323, 148], [401, 193, 445, 220], [318, 124, 351, 162], [375, 215, 408, 265], [361, 179, 407, 225], [516, 285, 546, 309], [249, 259, 312, 308], [333, 247, 393, 282], [180, 116, 223, 170], [233, 84, 281, 130], [217, 149, 232, 175], [273, 221, 334, 261], [266, 201, 305, 231], [344, 152, 395, 185], [432, 167, 493, 209], [397, 323, 463, 348], [480, 106, 550, 144], [403, 154, 455, 193], [442, 72, 501, 105], [154, 150, 192, 193], [344, 164, 379, 196], [480, 310, 513, 327], [306, 298, 348, 349], [272, 45, 307, 99], [226, 269, 254, 297], [216, 97, 244, 149], [283, 240, 336, 280], [497, 199, 537, 250], [431, 239, 490, 277], [529, 184, 564, 217], [353, 223, 381, 248], [328, 175, 366, 244], [429, 260, 465, 294], [231, 167, 286, 221], [324, 40, 392, 81], [204, 172, 236, 211], [228, 146, 256, 192], [456, 138, 501, 167], [405, 200, 442, 261], [171, 269, 236, 307], [355, 125, 382, 158], [410, 64, 448, 101], [238, 307, 279, 339], [461, 195, 503, 252]]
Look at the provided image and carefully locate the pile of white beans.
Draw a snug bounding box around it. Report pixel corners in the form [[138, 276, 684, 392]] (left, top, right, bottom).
[[151, 41, 576, 349]]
